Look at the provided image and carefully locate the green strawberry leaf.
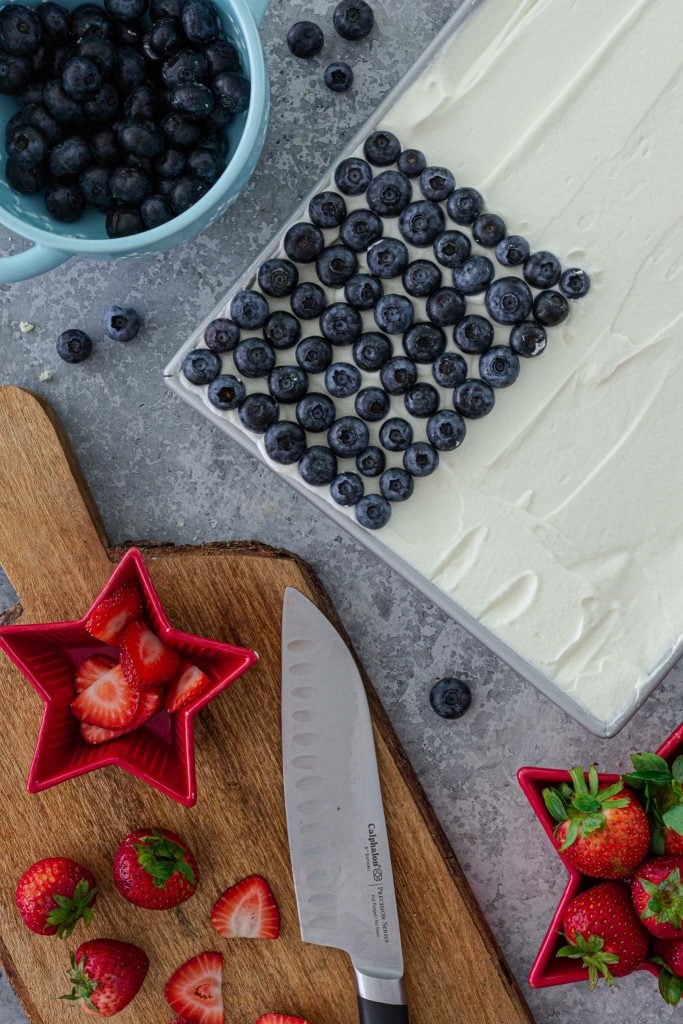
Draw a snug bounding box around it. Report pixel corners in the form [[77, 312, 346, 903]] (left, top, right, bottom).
[[658, 966, 683, 1006], [573, 795, 602, 814], [631, 752, 670, 774], [581, 814, 606, 837], [134, 831, 196, 890], [543, 787, 567, 823], [663, 804, 683, 837], [559, 817, 581, 851], [672, 756, 683, 783]]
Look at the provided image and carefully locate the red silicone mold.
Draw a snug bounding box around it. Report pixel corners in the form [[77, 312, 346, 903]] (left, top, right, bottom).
[[518, 721, 683, 989], [0, 547, 258, 807]]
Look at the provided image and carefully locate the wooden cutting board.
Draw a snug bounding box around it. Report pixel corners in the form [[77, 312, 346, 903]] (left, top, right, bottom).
[[0, 385, 533, 1024]]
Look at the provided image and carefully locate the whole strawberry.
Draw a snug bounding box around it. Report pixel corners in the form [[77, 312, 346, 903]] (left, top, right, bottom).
[[631, 856, 683, 938], [15, 858, 97, 938], [624, 751, 683, 855], [61, 938, 149, 1017], [559, 881, 649, 988], [543, 765, 650, 878], [113, 828, 198, 910], [653, 937, 683, 1005]]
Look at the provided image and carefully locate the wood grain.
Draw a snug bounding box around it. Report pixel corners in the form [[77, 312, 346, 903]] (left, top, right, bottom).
[[0, 385, 533, 1024]]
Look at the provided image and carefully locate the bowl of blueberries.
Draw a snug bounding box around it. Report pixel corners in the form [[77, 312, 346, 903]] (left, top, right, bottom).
[[0, 0, 268, 282]]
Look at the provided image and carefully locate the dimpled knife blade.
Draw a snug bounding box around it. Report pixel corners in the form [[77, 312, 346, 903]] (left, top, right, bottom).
[[282, 588, 409, 1024]]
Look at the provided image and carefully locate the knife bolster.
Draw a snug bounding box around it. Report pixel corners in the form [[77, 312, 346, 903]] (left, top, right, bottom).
[[355, 972, 408, 1022]]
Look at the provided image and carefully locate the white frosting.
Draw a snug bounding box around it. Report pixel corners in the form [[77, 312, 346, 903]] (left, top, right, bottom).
[[178, 0, 683, 724]]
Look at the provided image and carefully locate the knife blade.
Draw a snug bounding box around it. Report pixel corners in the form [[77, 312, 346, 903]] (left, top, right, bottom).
[[282, 587, 409, 1024]]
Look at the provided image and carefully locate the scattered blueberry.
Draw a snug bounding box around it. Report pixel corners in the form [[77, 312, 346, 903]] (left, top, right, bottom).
[[352, 331, 392, 371], [238, 392, 279, 433], [56, 328, 92, 364], [380, 467, 413, 502], [379, 417, 412, 451], [404, 382, 439, 418], [324, 61, 353, 92], [327, 415, 369, 458], [356, 445, 385, 477], [403, 323, 446, 363], [453, 379, 495, 418], [296, 393, 336, 432], [103, 304, 141, 342], [296, 335, 333, 373], [334, 156, 372, 196], [182, 346, 221, 384], [426, 287, 465, 327], [291, 282, 327, 320], [363, 130, 400, 166], [44, 179, 84, 221], [320, 302, 363, 345], [355, 493, 391, 530], [472, 212, 506, 248], [230, 290, 269, 330], [258, 258, 299, 298], [426, 409, 466, 451], [397, 148, 426, 178], [105, 205, 143, 237], [509, 320, 547, 358], [419, 165, 455, 202], [298, 445, 338, 486], [533, 289, 569, 326], [380, 356, 417, 395], [432, 351, 467, 388], [345, 273, 383, 309], [452, 255, 494, 295], [309, 189, 347, 228], [485, 276, 533, 325], [287, 20, 324, 58], [399, 200, 444, 246], [479, 345, 520, 388], [339, 208, 384, 252], [524, 250, 561, 289], [264, 310, 301, 350], [161, 48, 207, 89], [403, 441, 438, 477], [446, 186, 483, 226], [453, 314, 494, 355], [367, 237, 409, 279], [333, 0, 374, 40], [560, 267, 591, 299], [207, 373, 246, 410], [264, 421, 307, 465], [330, 471, 364, 506], [366, 170, 412, 217], [495, 234, 530, 267], [402, 259, 442, 298], [205, 317, 240, 353], [145, 17, 184, 60], [316, 245, 358, 287], [268, 365, 309, 403], [171, 82, 214, 119], [374, 293, 414, 334], [284, 222, 325, 263], [430, 677, 471, 719], [433, 230, 470, 269], [355, 386, 390, 422], [233, 336, 276, 377], [325, 361, 361, 398]]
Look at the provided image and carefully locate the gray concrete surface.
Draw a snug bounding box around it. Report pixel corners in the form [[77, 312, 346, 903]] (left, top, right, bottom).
[[0, 1, 681, 1021]]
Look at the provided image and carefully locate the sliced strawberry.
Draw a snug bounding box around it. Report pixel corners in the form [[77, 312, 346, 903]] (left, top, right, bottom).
[[256, 1016, 313, 1024], [71, 663, 140, 729], [166, 662, 212, 713], [121, 620, 181, 687], [211, 875, 280, 940], [84, 579, 143, 645], [80, 721, 126, 745], [164, 951, 224, 1024], [79, 689, 162, 746], [75, 655, 117, 693]]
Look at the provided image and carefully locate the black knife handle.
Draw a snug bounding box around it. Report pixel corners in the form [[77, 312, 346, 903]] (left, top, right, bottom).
[[358, 996, 409, 1024]]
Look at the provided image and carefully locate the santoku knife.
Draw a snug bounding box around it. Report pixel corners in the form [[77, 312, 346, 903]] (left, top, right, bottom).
[[282, 587, 409, 1024]]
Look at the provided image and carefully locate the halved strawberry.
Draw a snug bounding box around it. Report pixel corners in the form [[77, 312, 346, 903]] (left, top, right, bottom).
[[80, 689, 162, 746], [256, 1016, 313, 1024], [120, 620, 181, 687], [75, 655, 117, 693], [164, 951, 224, 1024], [71, 663, 140, 729], [166, 662, 212, 713], [84, 579, 143, 645], [211, 875, 280, 940]]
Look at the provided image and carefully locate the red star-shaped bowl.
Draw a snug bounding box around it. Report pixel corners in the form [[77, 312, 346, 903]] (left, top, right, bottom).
[[0, 547, 257, 808], [518, 721, 683, 989]]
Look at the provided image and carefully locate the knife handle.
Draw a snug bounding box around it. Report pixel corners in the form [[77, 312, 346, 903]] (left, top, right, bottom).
[[358, 997, 409, 1024], [355, 972, 409, 1024]]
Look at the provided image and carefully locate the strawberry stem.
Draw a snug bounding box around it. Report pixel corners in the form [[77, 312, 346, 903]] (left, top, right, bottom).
[[134, 831, 195, 889], [60, 952, 98, 1012], [46, 879, 97, 940], [637, 868, 683, 929], [557, 934, 620, 990], [541, 766, 630, 851]]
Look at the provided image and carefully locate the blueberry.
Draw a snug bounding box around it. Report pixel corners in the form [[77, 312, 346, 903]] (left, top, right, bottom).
[[82, 81, 119, 122], [560, 267, 591, 299], [145, 17, 183, 59], [426, 287, 465, 328], [171, 83, 214, 120], [181, 0, 218, 43], [472, 213, 506, 248], [316, 245, 358, 287], [430, 677, 471, 719], [339, 209, 383, 252], [366, 170, 412, 217], [205, 38, 239, 76], [239, 393, 279, 433], [426, 409, 466, 451], [117, 46, 146, 91], [187, 148, 223, 184], [104, 0, 147, 21], [110, 165, 151, 204], [77, 166, 112, 210], [7, 125, 47, 168], [363, 129, 400, 166], [154, 146, 185, 182], [325, 361, 361, 398], [432, 352, 467, 389], [45, 180, 85, 221], [284, 222, 325, 263], [345, 273, 383, 310], [5, 110, 27, 145], [333, 156, 370, 196], [296, 336, 332, 373], [38, 2, 71, 41], [328, 416, 369, 458], [453, 379, 495, 418], [485, 276, 533, 327], [117, 119, 165, 159], [320, 302, 363, 345], [0, 5, 42, 56], [374, 293, 413, 335], [333, 0, 373, 40], [287, 20, 324, 58], [296, 393, 336, 432], [352, 331, 392, 371], [402, 259, 442, 298], [43, 79, 82, 122], [62, 55, 102, 100], [419, 165, 455, 202], [182, 346, 221, 384], [403, 441, 438, 477], [404, 382, 439, 418], [397, 148, 426, 178], [291, 282, 327, 320], [170, 174, 208, 212], [433, 230, 470, 269], [495, 234, 530, 268], [208, 373, 245, 410], [5, 157, 48, 194], [324, 61, 352, 92], [233, 337, 276, 378], [309, 190, 347, 228], [453, 314, 494, 355], [367, 238, 409, 279], [213, 71, 250, 114], [124, 85, 157, 122], [204, 318, 239, 353], [151, 0, 182, 18], [355, 386, 390, 422], [268, 365, 309, 403], [380, 467, 413, 502], [380, 356, 417, 396], [105, 205, 142, 236], [402, 323, 445, 363], [116, 19, 144, 45], [162, 48, 208, 88], [161, 111, 201, 147], [356, 445, 385, 477], [103, 305, 142, 342], [230, 289, 269, 330], [52, 42, 76, 76], [56, 328, 92, 363], [0, 50, 30, 93], [379, 417, 412, 452], [21, 103, 62, 146], [330, 471, 364, 506], [399, 200, 444, 246], [509, 320, 547, 358], [258, 258, 298, 298], [298, 446, 338, 486], [264, 421, 307, 465], [452, 255, 494, 295], [533, 289, 569, 327], [524, 250, 561, 289], [263, 310, 301, 350], [140, 194, 173, 227], [355, 493, 391, 529], [446, 186, 483, 226], [78, 35, 116, 77]]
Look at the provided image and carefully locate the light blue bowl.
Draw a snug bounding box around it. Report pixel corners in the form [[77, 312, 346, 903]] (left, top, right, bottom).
[[0, 0, 269, 282]]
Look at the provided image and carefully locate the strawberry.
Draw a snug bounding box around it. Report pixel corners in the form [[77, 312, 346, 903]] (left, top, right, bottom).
[[542, 765, 650, 878], [15, 858, 97, 938], [80, 722, 125, 746], [653, 937, 683, 1005], [164, 951, 224, 1024], [211, 875, 280, 940], [120, 620, 181, 687], [80, 689, 163, 746], [559, 881, 649, 988], [71, 662, 140, 730], [166, 662, 212, 713], [84, 580, 143, 646], [62, 938, 148, 1017], [624, 751, 683, 856], [113, 828, 199, 910], [631, 856, 683, 938], [75, 656, 117, 693], [256, 1016, 313, 1024]]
